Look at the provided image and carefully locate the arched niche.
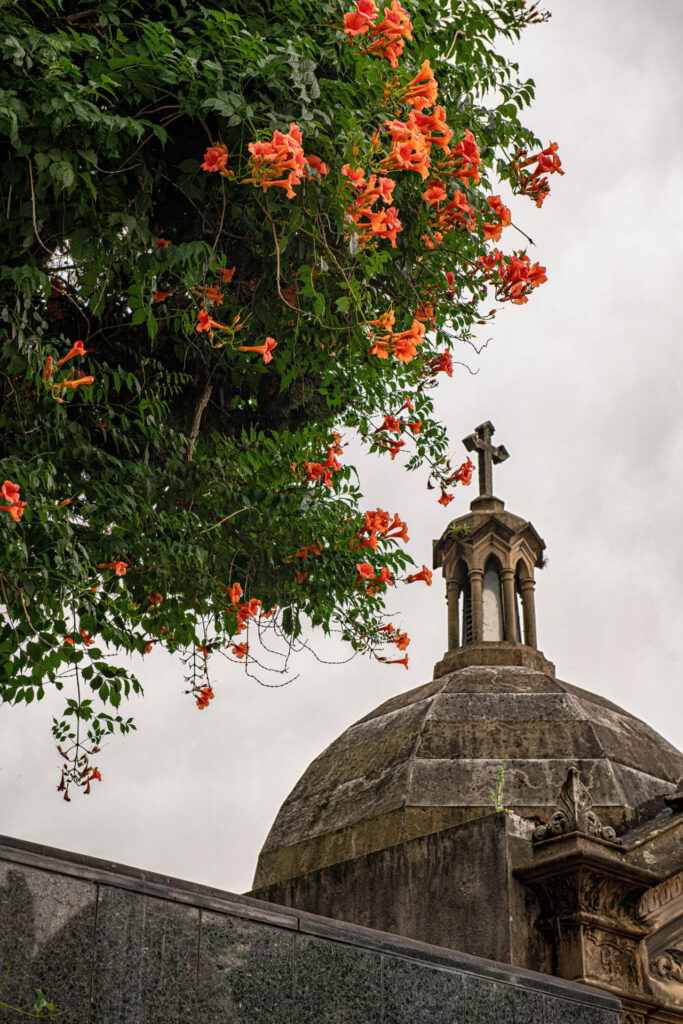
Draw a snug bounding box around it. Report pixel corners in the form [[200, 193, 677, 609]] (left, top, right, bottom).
[[481, 555, 504, 642], [457, 560, 473, 646]]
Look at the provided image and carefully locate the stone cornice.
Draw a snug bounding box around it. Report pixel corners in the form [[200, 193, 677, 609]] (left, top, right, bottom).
[[516, 832, 661, 891]]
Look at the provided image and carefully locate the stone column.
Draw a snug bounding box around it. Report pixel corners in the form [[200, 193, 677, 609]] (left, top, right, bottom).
[[520, 578, 537, 648], [501, 568, 517, 642], [469, 567, 484, 642], [446, 579, 460, 650]]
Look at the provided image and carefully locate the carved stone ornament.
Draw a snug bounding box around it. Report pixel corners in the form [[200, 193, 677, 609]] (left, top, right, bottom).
[[651, 947, 683, 985], [638, 868, 683, 927], [584, 926, 641, 989], [533, 766, 619, 843]]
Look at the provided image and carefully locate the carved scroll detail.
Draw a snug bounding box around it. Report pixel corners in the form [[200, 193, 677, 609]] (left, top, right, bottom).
[[533, 766, 618, 842], [651, 947, 683, 984]]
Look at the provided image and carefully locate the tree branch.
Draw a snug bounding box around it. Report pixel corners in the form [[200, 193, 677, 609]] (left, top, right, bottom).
[[185, 380, 213, 461]]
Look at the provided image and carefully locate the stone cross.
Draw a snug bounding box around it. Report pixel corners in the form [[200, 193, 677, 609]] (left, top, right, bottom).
[[462, 421, 509, 497]]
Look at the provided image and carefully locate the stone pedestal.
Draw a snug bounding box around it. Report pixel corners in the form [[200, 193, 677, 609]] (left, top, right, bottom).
[[433, 641, 555, 678]]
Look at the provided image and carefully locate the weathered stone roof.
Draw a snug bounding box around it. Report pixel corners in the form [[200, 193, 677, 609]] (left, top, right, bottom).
[[432, 498, 545, 572], [254, 665, 683, 888]]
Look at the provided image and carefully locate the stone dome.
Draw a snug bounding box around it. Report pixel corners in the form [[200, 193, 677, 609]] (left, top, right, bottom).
[[253, 664, 683, 888]]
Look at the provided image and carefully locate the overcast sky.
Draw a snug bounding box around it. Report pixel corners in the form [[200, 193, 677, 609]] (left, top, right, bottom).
[[2, 0, 682, 897]]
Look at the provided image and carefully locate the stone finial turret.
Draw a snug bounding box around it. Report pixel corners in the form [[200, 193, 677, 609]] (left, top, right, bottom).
[[433, 421, 553, 678]]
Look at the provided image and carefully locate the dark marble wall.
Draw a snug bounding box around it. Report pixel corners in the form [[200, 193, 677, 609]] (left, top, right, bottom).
[[0, 835, 620, 1024]]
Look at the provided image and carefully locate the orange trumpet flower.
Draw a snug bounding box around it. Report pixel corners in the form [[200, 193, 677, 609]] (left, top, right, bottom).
[[406, 565, 432, 585], [401, 60, 438, 110], [238, 337, 277, 364], [196, 685, 214, 709], [201, 143, 229, 174], [97, 561, 127, 576], [56, 340, 87, 366]]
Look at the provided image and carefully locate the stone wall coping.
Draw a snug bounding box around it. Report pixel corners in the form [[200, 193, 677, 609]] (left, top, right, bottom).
[[0, 832, 621, 1012], [621, 809, 683, 850]]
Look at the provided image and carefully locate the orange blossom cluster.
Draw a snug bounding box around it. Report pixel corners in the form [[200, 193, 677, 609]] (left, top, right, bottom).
[[342, 165, 402, 248], [245, 123, 310, 199], [188, 582, 280, 702], [189, 582, 278, 708], [355, 507, 409, 551], [350, 503, 433, 672], [379, 623, 410, 650], [513, 142, 564, 207], [376, 65, 451, 183], [195, 309, 277, 364], [367, 310, 425, 364], [58, 763, 101, 800], [417, 350, 454, 386], [344, 0, 413, 68], [296, 432, 344, 488], [478, 249, 547, 305], [483, 195, 512, 242], [1, 480, 26, 523], [42, 340, 94, 403], [196, 686, 214, 709], [418, 129, 488, 246], [432, 456, 475, 506], [378, 621, 411, 669], [370, 397, 423, 459], [399, 59, 439, 110]]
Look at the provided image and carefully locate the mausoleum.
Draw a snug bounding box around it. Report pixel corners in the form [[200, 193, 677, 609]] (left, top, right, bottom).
[[252, 422, 683, 1024]]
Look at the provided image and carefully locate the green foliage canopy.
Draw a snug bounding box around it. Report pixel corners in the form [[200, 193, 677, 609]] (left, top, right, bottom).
[[0, 0, 559, 794]]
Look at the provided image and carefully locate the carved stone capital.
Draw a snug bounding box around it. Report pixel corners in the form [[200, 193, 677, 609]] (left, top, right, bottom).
[[521, 863, 650, 934], [533, 766, 619, 843]]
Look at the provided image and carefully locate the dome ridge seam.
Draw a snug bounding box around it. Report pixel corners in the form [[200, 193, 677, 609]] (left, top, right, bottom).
[[398, 672, 454, 843]]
